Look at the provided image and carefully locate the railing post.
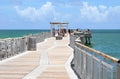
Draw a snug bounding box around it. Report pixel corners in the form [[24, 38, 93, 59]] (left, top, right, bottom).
[[116, 64, 120, 79]]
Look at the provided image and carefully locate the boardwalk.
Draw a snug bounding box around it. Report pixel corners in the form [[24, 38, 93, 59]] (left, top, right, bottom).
[[0, 36, 77, 79]]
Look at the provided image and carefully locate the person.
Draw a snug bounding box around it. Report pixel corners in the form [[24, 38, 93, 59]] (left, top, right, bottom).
[[87, 29, 92, 38], [87, 29, 90, 31], [76, 29, 78, 31], [87, 29, 91, 33], [68, 29, 71, 35]]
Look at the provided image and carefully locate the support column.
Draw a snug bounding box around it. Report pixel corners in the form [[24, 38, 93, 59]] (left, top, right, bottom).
[[58, 24, 61, 34], [117, 64, 120, 79], [51, 24, 53, 37], [67, 24, 68, 35]]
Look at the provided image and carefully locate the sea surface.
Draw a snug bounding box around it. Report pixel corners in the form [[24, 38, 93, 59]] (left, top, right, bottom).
[[91, 29, 120, 59], [0, 29, 119, 59], [0, 30, 50, 38]]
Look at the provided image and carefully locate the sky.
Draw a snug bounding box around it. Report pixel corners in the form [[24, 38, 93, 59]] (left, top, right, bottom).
[[0, 0, 120, 29]]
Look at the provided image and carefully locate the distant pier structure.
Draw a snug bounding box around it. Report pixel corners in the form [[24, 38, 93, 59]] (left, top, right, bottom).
[[73, 29, 92, 45], [50, 22, 69, 37]]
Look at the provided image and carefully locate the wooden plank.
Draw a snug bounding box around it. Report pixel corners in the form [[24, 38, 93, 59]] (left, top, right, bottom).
[[37, 66, 69, 79], [0, 50, 41, 79]]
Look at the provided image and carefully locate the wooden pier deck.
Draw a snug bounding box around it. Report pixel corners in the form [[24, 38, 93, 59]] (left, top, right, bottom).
[[0, 36, 77, 79]]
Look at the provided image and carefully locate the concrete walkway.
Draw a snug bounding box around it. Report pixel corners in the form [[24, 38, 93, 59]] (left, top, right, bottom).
[[0, 36, 78, 79]]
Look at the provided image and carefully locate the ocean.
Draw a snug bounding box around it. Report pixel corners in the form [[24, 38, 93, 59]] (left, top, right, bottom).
[[0, 30, 50, 38], [91, 29, 120, 59], [0, 29, 119, 59]]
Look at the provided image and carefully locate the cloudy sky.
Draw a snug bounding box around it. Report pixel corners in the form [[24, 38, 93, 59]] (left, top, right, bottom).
[[0, 0, 120, 29]]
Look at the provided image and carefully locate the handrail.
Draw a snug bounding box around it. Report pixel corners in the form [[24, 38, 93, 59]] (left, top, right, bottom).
[[75, 42, 120, 63]]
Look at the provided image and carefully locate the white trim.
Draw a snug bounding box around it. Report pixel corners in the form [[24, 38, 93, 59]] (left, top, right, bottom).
[[65, 45, 78, 79]]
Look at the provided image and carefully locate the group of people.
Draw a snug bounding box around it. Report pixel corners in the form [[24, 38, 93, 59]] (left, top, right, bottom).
[[55, 29, 73, 36], [53, 28, 91, 36]]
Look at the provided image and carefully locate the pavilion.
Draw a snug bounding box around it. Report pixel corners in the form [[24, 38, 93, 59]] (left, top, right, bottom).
[[50, 22, 69, 37]]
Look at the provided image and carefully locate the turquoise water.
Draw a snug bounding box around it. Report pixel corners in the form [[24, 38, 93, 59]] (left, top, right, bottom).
[[0, 30, 50, 38], [91, 29, 120, 59]]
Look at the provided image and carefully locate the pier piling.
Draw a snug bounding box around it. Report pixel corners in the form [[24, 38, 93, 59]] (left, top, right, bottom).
[[117, 64, 120, 79]]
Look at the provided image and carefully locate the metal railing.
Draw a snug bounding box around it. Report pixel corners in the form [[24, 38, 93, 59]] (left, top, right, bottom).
[[0, 32, 51, 60], [70, 35, 120, 79]]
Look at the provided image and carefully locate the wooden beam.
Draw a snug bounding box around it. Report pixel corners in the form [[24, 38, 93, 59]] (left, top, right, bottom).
[[50, 22, 69, 24]]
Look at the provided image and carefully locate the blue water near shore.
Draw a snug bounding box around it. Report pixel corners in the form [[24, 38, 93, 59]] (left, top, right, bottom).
[[0, 29, 119, 59], [0, 30, 50, 38]]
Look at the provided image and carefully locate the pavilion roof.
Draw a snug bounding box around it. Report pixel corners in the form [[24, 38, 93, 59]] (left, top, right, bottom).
[[50, 22, 69, 24]]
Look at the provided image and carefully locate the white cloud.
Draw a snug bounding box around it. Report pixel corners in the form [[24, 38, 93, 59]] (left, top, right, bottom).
[[15, 2, 55, 22], [79, 2, 120, 23], [107, 6, 120, 21], [80, 2, 108, 22], [76, 2, 120, 29]]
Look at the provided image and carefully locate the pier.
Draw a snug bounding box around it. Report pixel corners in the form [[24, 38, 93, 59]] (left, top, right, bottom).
[[0, 24, 120, 79], [73, 29, 92, 45]]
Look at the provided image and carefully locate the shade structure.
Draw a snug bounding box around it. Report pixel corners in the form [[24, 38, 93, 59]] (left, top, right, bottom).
[[50, 22, 69, 37]]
